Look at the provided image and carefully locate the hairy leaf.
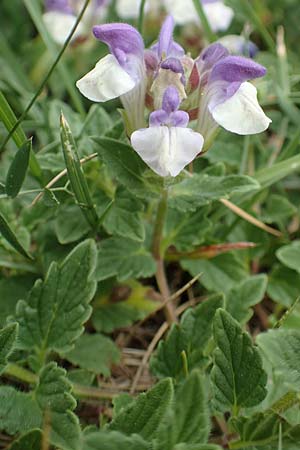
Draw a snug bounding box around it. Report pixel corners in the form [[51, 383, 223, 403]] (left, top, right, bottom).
[[109, 378, 173, 440], [211, 309, 267, 412], [83, 430, 149, 450], [16, 240, 97, 360], [36, 362, 81, 450], [62, 333, 120, 376], [0, 322, 18, 374], [257, 329, 300, 389], [10, 429, 42, 450], [276, 241, 300, 273], [96, 237, 156, 281], [226, 275, 267, 323]]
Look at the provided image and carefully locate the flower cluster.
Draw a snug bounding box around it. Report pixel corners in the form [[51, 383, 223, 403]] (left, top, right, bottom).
[[76, 16, 271, 178], [43, 0, 234, 45]]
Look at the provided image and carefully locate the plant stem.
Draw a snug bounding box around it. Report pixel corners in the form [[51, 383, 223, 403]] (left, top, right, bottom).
[[137, 0, 147, 34], [152, 188, 177, 324], [192, 0, 217, 43], [3, 363, 115, 400]]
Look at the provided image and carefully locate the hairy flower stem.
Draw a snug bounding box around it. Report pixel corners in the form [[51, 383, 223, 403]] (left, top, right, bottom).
[[152, 188, 177, 324]]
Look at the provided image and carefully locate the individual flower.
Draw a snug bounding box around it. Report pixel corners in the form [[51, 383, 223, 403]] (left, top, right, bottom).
[[194, 43, 271, 146], [218, 35, 258, 58], [131, 86, 204, 177], [43, 0, 108, 45], [76, 22, 147, 133], [163, 0, 234, 32]]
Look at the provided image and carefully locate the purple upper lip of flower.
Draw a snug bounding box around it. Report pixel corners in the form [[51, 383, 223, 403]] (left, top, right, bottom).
[[45, 0, 73, 14]]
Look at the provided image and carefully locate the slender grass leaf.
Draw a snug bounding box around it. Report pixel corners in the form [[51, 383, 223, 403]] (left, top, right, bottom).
[[6, 138, 31, 198], [0, 211, 32, 259], [16, 240, 97, 362], [211, 309, 267, 413], [60, 113, 98, 229], [109, 378, 174, 440], [0, 323, 18, 374]]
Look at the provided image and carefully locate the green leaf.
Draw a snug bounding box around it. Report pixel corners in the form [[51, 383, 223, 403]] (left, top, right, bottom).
[[10, 430, 42, 450], [169, 371, 210, 445], [16, 240, 97, 362], [226, 275, 267, 324], [0, 275, 35, 326], [267, 265, 300, 307], [164, 206, 212, 252], [62, 333, 120, 376], [102, 187, 145, 242], [0, 386, 42, 435], [5, 138, 31, 198], [276, 241, 300, 273], [109, 378, 174, 440], [96, 237, 156, 281], [182, 253, 248, 295], [94, 137, 147, 195], [0, 210, 32, 259], [36, 362, 81, 450], [83, 431, 149, 450], [211, 309, 267, 412], [55, 204, 90, 244], [168, 174, 259, 212], [257, 329, 300, 389], [60, 113, 98, 229], [151, 294, 223, 379], [0, 323, 18, 374], [261, 194, 296, 224]]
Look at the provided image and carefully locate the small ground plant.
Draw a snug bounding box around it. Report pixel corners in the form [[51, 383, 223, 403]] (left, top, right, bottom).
[[1, 0, 300, 449]]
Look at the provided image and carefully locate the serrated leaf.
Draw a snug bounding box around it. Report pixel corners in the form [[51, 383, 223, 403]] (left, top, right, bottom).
[[169, 371, 210, 445], [96, 237, 156, 281], [0, 322, 18, 374], [109, 378, 173, 440], [60, 113, 98, 229], [10, 429, 42, 450], [83, 430, 149, 450], [0, 386, 42, 435], [211, 309, 267, 412], [182, 253, 248, 295], [62, 333, 120, 376], [5, 138, 31, 198], [257, 329, 300, 389], [276, 241, 300, 273], [16, 240, 97, 361], [94, 137, 147, 195], [168, 174, 259, 212], [36, 362, 81, 450], [0, 210, 32, 259], [151, 295, 223, 379], [226, 275, 267, 324]]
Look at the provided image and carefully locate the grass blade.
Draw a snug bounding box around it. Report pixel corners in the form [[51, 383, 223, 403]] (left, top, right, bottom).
[[192, 0, 217, 43], [0, 212, 32, 260], [60, 113, 98, 229]]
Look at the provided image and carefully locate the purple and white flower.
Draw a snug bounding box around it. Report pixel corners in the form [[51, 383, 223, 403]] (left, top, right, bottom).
[[131, 86, 204, 177], [218, 35, 258, 58], [195, 43, 271, 145], [43, 0, 108, 45], [76, 22, 147, 133], [164, 0, 234, 32]]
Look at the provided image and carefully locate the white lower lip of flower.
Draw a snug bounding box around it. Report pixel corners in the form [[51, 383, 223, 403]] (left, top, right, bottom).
[[203, 2, 234, 32], [210, 82, 272, 135], [76, 54, 136, 102], [131, 125, 204, 177], [43, 11, 84, 45]]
